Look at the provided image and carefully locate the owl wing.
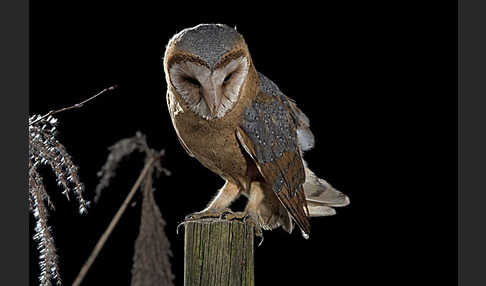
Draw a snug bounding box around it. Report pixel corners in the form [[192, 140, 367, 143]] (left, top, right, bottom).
[[235, 73, 311, 236], [258, 72, 315, 152], [284, 97, 315, 152], [166, 92, 195, 157]]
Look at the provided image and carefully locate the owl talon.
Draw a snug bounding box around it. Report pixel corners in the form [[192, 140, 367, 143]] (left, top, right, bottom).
[[244, 214, 264, 240], [176, 221, 186, 235], [223, 211, 247, 221], [184, 208, 233, 221], [225, 211, 264, 240], [219, 208, 234, 219]]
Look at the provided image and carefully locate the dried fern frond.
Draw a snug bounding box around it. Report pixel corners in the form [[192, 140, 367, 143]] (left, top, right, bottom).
[[131, 163, 174, 286], [29, 114, 89, 286]]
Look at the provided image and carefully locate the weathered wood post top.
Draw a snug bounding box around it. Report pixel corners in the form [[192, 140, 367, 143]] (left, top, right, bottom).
[[184, 220, 255, 286]]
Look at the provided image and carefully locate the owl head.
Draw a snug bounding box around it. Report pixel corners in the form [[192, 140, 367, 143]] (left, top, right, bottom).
[[164, 24, 254, 120]]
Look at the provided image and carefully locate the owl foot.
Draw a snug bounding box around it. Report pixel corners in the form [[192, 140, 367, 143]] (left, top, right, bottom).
[[185, 208, 233, 221], [224, 211, 264, 241], [177, 208, 233, 234]]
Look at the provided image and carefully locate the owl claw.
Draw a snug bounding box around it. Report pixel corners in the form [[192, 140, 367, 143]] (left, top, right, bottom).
[[245, 215, 264, 241], [176, 221, 186, 235], [224, 211, 264, 240], [184, 208, 233, 221], [177, 208, 233, 235], [219, 208, 234, 219], [181, 209, 263, 241], [222, 211, 247, 221]]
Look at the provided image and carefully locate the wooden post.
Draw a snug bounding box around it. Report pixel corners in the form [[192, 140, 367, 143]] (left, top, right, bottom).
[[184, 220, 255, 286]]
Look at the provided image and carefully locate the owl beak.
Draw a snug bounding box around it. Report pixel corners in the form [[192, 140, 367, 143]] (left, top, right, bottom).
[[202, 82, 222, 118]]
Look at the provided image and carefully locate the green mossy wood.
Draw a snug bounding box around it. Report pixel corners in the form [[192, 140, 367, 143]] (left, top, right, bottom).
[[184, 220, 255, 286]]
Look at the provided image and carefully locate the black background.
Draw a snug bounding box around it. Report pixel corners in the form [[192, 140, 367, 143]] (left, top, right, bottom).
[[29, 1, 457, 285]]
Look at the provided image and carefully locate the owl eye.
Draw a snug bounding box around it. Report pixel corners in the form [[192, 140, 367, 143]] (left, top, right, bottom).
[[223, 73, 233, 85], [183, 76, 201, 87]]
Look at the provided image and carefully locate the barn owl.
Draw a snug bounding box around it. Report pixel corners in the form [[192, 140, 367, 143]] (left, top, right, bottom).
[[163, 24, 349, 238]]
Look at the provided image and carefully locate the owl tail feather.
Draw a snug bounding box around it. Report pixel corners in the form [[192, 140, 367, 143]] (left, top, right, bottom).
[[303, 166, 350, 217]]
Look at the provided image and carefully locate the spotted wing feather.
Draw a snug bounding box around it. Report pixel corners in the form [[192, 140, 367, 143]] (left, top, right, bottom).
[[257, 72, 315, 152], [236, 74, 311, 236]]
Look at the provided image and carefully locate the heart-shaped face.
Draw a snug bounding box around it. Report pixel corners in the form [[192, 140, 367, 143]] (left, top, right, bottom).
[[164, 24, 251, 120], [168, 56, 248, 119]]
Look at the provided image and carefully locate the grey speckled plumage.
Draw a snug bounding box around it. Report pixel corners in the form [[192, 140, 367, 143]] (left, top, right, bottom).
[[241, 97, 299, 167], [256, 72, 315, 152], [258, 72, 285, 99], [171, 24, 241, 68]]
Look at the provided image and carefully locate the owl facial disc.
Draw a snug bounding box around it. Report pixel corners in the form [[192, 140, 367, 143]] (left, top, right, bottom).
[[169, 56, 248, 119]]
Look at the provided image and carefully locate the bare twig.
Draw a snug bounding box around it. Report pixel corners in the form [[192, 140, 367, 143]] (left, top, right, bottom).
[[72, 153, 162, 286], [29, 85, 118, 126]]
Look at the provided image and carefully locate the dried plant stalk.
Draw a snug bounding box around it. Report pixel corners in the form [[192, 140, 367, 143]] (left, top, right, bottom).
[[73, 132, 173, 286], [30, 165, 61, 286], [29, 86, 116, 286], [29, 115, 87, 212], [131, 162, 174, 286], [72, 157, 156, 286], [94, 132, 149, 203], [29, 115, 87, 286]]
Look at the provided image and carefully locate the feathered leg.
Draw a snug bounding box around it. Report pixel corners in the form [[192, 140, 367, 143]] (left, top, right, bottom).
[[185, 180, 240, 220], [224, 181, 264, 237]]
